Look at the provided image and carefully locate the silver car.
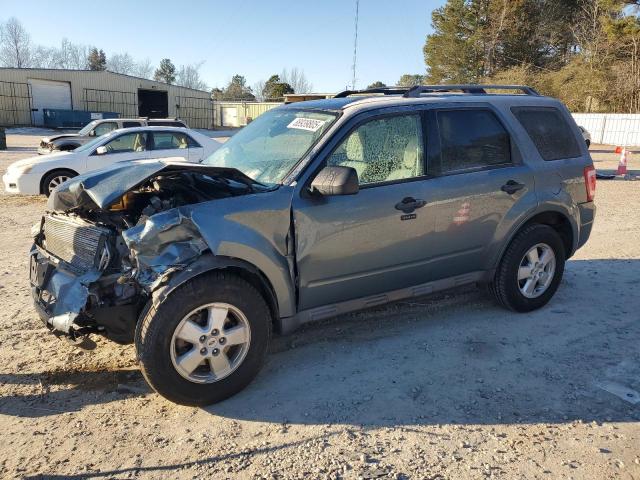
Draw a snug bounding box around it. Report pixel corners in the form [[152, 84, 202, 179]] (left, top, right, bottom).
[[29, 85, 596, 405]]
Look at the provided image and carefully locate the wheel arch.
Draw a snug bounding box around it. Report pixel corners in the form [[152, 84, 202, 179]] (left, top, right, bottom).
[[496, 209, 576, 271], [39, 168, 79, 194], [150, 254, 283, 334]]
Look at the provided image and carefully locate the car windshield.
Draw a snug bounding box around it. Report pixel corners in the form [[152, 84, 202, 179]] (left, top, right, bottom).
[[73, 134, 110, 153], [202, 108, 337, 185], [78, 120, 98, 136]]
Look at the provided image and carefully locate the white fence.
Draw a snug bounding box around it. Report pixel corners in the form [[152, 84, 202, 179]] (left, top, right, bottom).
[[572, 113, 640, 146]]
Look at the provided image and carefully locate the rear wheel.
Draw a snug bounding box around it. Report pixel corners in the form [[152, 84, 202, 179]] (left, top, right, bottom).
[[135, 272, 271, 406], [41, 170, 77, 196], [490, 224, 566, 312]]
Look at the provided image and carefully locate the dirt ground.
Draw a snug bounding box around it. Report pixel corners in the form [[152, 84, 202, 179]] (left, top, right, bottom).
[[0, 130, 639, 480]]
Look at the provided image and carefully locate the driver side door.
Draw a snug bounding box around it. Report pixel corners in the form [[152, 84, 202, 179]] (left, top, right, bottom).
[[293, 111, 436, 310], [85, 131, 150, 171]]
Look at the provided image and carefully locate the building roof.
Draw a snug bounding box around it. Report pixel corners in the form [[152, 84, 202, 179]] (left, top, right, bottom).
[[0, 67, 209, 94]]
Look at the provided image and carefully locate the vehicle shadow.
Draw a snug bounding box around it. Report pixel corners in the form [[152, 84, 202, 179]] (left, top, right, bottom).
[[206, 258, 640, 427], [0, 368, 149, 418], [1, 259, 639, 428]]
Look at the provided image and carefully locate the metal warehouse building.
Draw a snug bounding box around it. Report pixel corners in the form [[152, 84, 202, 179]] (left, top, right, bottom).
[[0, 68, 214, 129]]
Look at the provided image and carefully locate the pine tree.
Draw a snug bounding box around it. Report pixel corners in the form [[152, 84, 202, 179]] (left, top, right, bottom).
[[262, 74, 294, 100], [154, 58, 176, 84], [87, 48, 106, 71]]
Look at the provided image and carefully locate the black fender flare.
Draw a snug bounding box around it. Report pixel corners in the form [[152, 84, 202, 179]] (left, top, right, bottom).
[[146, 253, 282, 331]]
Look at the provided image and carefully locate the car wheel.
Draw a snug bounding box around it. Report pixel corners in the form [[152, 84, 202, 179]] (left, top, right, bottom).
[[42, 170, 76, 196], [490, 224, 566, 312], [135, 271, 271, 406]]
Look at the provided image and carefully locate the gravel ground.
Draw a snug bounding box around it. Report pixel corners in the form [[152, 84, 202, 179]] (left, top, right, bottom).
[[0, 131, 639, 479]]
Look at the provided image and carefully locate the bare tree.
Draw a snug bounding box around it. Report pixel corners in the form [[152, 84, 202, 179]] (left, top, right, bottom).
[[132, 58, 154, 79], [0, 17, 32, 67], [175, 62, 208, 90], [252, 79, 266, 101], [108, 52, 136, 74], [280, 67, 313, 93], [47, 39, 90, 69]]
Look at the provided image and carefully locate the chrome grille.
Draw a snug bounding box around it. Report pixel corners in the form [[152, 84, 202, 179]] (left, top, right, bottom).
[[42, 214, 111, 272]]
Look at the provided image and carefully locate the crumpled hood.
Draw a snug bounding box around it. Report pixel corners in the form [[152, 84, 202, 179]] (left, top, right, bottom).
[[47, 158, 262, 212]]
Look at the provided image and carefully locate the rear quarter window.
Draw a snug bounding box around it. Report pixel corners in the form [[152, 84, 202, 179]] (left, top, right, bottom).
[[511, 107, 581, 161]]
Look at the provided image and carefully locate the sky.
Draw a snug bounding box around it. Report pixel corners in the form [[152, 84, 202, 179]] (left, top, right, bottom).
[[1, 0, 447, 92]]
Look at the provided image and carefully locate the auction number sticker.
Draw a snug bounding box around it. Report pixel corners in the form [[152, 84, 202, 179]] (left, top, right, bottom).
[[287, 117, 326, 132]]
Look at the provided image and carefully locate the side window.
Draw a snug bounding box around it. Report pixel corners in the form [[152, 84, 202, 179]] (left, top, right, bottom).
[[430, 109, 511, 176], [151, 132, 190, 150], [511, 107, 581, 161], [103, 132, 147, 154], [93, 122, 117, 136], [123, 121, 143, 128], [185, 134, 201, 148], [327, 114, 424, 185]]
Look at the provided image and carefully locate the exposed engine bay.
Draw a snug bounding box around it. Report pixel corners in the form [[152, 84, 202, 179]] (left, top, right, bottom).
[[30, 163, 265, 344]]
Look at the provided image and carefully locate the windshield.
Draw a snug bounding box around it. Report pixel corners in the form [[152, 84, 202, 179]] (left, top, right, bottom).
[[78, 120, 98, 136], [203, 108, 337, 185], [73, 134, 109, 153]]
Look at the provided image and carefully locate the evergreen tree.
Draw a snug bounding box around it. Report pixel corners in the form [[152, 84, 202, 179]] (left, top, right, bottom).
[[154, 58, 176, 84], [87, 48, 106, 71], [366, 81, 387, 88], [397, 74, 425, 87], [262, 74, 294, 100]]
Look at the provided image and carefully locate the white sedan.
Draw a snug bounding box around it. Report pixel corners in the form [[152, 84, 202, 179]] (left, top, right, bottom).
[[3, 127, 222, 196]]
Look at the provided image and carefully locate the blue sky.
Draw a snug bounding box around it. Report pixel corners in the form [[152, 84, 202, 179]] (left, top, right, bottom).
[[1, 0, 446, 91]]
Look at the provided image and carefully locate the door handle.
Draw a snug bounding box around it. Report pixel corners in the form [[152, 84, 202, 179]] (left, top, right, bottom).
[[501, 180, 525, 195], [395, 197, 427, 213]]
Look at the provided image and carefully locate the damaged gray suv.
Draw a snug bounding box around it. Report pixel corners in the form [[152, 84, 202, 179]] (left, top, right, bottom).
[[29, 85, 596, 406]]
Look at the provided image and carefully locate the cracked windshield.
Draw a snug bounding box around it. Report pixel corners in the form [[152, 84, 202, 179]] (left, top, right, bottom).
[[203, 109, 336, 184]]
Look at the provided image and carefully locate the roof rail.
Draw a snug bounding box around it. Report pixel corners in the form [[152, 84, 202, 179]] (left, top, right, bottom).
[[333, 84, 540, 98], [403, 84, 540, 97], [334, 87, 411, 98]]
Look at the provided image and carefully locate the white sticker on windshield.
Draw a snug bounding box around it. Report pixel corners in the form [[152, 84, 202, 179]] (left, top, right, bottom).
[[287, 117, 326, 132]]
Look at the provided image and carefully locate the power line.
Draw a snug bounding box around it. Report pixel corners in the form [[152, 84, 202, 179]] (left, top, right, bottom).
[[351, 0, 360, 90]]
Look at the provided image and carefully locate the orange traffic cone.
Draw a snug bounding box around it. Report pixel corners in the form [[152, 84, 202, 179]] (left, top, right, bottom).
[[617, 147, 629, 175], [615, 146, 623, 154]]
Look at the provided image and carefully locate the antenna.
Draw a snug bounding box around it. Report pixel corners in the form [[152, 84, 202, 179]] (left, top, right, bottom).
[[351, 0, 359, 90]]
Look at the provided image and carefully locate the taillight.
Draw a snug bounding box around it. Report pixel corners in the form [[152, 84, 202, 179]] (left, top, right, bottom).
[[584, 165, 596, 202]]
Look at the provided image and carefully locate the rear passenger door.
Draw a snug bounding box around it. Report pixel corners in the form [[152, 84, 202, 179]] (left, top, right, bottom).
[[421, 106, 537, 279], [148, 131, 190, 162]]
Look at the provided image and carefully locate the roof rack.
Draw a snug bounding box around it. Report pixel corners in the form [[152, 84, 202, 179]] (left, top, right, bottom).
[[334, 87, 411, 98], [333, 84, 540, 98]]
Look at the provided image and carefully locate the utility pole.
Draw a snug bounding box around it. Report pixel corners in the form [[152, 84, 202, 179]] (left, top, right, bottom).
[[351, 0, 360, 90]]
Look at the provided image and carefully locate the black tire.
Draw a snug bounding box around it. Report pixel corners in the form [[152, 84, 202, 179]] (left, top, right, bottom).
[[41, 169, 77, 196], [135, 271, 272, 406], [490, 224, 566, 312]]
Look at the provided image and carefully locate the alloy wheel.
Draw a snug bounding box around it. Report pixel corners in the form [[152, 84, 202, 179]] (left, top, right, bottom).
[[517, 243, 556, 299], [170, 303, 251, 384]]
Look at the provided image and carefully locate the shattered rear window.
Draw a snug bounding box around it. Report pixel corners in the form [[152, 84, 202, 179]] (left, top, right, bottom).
[[203, 109, 337, 185]]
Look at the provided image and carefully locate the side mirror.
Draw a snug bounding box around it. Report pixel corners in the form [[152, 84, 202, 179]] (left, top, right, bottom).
[[310, 166, 359, 196], [95, 146, 108, 155]]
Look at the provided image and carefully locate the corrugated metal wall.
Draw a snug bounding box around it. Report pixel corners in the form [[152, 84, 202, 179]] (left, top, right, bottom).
[[213, 101, 281, 127], [572, 113, 640, 146], [0, 68, 212, 128]]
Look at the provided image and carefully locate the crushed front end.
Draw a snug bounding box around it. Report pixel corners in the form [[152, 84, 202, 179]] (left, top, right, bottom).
[[30, 160, 265, 344], [31, 212, 145, 343]]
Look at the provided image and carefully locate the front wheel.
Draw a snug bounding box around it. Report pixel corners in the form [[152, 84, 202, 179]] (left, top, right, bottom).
[[490, 224, 566, 312], [135, 272, 271, 406]]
